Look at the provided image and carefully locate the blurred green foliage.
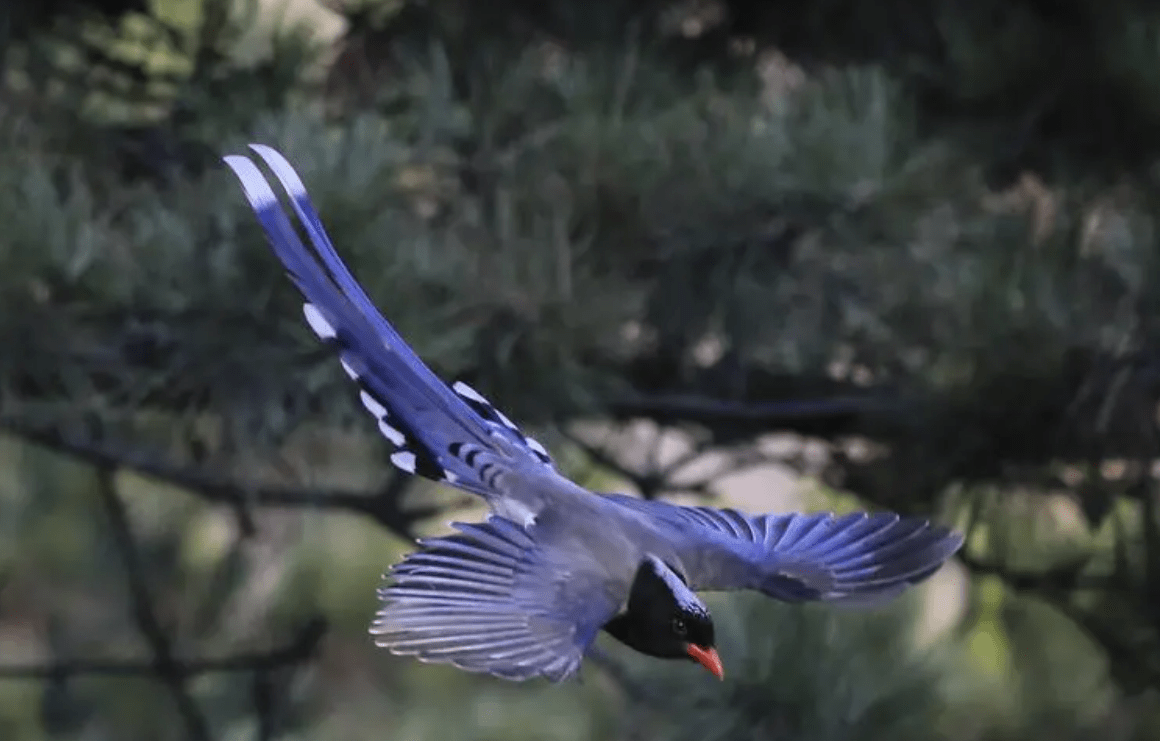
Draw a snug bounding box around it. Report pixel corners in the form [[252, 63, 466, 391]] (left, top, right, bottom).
[[1, 0, 1160, 739]]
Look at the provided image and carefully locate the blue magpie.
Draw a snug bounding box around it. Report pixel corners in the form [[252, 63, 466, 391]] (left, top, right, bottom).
[[223, 145, 964, 683]]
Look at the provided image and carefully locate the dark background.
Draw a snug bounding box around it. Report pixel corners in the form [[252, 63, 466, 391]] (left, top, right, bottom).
[[0, 0, 1158, 738]]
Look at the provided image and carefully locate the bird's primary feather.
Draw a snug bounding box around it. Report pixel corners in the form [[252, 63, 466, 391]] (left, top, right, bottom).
[[606, 496, 963, 604], [372, 517, 614, 681]]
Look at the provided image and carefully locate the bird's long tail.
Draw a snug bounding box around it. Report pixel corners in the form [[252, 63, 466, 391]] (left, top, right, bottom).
[[223, 146, 555, 499]]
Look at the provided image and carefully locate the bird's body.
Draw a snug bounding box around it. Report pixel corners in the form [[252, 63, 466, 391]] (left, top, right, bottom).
[[224, 145, 964, 683]]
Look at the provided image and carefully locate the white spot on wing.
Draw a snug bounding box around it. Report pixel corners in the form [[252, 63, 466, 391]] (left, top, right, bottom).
[[303, 303, 336, 339], [495, 498, 537, 528], [525, 437, 550, 458], [494, 410, 518, 430], [249, 144, 310, 200], [221, 155, 279, 211], [452, 381, 488, 404], [378, 420, 406, 447], [359, 390, 387, 418], [340, 358, 359, 379], [391, 451, 417, 473]]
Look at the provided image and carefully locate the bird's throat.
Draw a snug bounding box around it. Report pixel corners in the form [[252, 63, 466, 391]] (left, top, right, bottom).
[[601, 611, 642, 652]]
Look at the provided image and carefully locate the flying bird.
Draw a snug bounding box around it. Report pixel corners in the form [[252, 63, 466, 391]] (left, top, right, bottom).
[[223, 145, 964, 683]]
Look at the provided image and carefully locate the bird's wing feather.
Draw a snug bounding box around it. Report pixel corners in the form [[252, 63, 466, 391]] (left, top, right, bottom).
[[223, 147, 554, 501], [371, 517, 618, 681], [608, 496, 963, 605]]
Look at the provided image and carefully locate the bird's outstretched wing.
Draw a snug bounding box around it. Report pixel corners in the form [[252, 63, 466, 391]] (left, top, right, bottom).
[[223, 146, 554, 501], [608, 496, 962, 604], [372, 516, 617, 681]]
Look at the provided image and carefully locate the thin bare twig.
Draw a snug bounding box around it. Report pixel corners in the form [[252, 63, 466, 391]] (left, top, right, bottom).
[[0, 618, 327, 680], [0, 418, 432, 540], [559, 426, 665, 498], [956, 550, 1112, 593], [607, 391, 895, 425], [95, 467, 212, 741]]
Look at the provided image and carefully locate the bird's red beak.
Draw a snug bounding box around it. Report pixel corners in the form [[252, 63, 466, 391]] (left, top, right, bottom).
[[685, 644, 724, 680]]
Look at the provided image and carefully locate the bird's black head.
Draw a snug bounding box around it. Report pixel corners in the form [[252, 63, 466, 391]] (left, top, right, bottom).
[[603, 554, 722, 679]]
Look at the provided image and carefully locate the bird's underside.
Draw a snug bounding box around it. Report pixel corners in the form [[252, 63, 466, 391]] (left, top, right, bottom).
[[223, 145, 966, 683]]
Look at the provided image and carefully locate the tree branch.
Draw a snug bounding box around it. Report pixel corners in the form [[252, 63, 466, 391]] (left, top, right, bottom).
[[557, 426, 666, 498], [0, 618, 327, 680], [606, 390, 895, 434], [0, 418, 435, 541], [95, 467, 212, 741], [956, 550, 1112, 592]]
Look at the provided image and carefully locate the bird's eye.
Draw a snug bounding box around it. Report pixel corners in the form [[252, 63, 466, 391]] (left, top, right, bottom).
[[672, 617, 688, 636]]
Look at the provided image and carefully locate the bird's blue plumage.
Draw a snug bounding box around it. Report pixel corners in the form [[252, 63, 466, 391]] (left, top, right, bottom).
[[606, 495, 963, 603], [223, 147, 554, 501], [372, 516, 613, 681], [224, 144, 965, 684]]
